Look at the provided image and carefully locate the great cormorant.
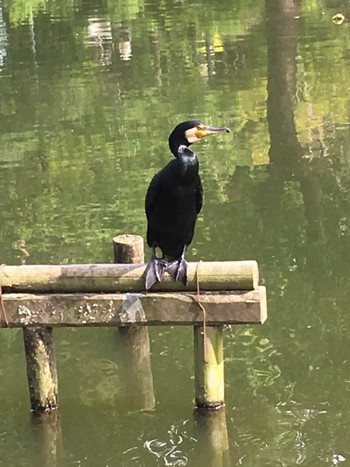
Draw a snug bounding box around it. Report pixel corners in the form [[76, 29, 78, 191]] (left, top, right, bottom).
[[145, 120, 230, 290]]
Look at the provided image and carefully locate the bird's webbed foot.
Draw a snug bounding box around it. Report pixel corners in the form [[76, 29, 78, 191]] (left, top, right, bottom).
[[145, 247, 167, 290], [166, 258, 188, 286]]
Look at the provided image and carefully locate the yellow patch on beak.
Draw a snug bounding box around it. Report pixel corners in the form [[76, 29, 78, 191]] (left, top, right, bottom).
[[185, 124, 229, 144], [195, 129, 207, 139]]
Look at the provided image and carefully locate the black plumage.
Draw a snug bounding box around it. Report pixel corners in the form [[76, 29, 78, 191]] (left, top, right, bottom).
[[145, 120, 229, 290]]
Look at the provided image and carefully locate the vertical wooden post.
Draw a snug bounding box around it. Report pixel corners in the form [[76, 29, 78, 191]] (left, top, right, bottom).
[[194, 408, 230, 467], [32, 411, 62, 467], [194, 326, 224, 409], [113, 234, 155, 411], [23, 326, 58, 412]]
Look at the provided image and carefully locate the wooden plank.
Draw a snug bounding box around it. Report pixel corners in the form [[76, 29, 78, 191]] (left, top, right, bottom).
[[0, 261, 259, 293], [1, 287, 267, 327]]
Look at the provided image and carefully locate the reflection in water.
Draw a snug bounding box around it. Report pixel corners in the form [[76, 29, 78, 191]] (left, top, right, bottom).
[[1, 0, 350, 466], [0, 6, 7, 68], [87, 17, 132, 63], [114, 24, 132, 61], [143, 421, 195, 466], [17, 239, 30, 264], [31, 411, 63, 467], [87, 17, 113, 65], [194, 409, 230, 467]]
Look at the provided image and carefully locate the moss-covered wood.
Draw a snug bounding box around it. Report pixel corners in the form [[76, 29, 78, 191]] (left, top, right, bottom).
[[2, 287, 266, 327], [23, 327, 58, 412], [0, 261, 259, 293]]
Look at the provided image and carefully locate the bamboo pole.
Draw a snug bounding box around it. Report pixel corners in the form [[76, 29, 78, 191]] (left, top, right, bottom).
[[194, 326, 224, 409], [113, 234, 156, 411], [0, 261, 259, 293], [23, 327, 58, 412]]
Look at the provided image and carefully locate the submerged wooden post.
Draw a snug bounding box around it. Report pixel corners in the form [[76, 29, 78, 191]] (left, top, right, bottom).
[[113, 234, 156, 411], [194, 325, 224, 409], [31, 411, 62, 467], [194, 408, 230, 467], [23, 327, 58, 412]]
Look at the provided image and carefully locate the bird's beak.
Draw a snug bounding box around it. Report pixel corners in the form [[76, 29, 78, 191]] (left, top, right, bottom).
[[195, 125, 230, 139]]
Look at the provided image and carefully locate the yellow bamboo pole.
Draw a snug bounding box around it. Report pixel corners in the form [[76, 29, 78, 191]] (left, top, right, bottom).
[[194, 326, 225, 409], [0, 261, 259, 293]]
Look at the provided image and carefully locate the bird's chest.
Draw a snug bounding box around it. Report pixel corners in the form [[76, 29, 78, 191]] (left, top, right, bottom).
[[168, 184, 197, 210]]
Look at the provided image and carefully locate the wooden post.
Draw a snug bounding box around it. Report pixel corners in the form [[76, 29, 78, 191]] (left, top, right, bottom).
[[113, 234, 144, 264], [194, 408, 230, 467], [113, 234, 155, 411], [31, 411, 62, 467], [194, 326, 224, 409], [23, 326, 58, 412]]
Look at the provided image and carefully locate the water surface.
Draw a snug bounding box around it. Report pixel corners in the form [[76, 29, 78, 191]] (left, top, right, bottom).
[[1, 0, 350, 465]]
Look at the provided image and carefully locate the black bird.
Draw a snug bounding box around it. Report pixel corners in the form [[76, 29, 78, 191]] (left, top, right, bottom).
[[145, 120, 230, 290]]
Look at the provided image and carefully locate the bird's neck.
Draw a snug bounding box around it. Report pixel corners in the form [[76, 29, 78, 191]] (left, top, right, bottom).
[[176, 145, 198, 182], [169, 136, 190, 157]]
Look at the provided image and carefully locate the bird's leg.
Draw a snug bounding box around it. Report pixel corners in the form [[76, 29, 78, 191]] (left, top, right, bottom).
[[176, 246, 188, 285], [145, 245, 167, 290], [166, 246, 188, 286]]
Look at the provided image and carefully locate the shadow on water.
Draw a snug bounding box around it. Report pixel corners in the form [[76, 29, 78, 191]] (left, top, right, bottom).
[[218, 1, 350, 463]]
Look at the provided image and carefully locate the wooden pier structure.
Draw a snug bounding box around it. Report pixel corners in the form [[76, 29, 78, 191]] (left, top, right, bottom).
[[0, 235, 267, 413]]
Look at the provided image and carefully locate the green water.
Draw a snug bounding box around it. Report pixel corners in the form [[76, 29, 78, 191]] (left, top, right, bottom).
[[1, 0, 350, 465]]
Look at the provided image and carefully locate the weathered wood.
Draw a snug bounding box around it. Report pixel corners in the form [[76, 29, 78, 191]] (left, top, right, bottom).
[[32, 411, 62, 467], [194, 409, 230, 466], [113, 233, 155, 411], [23, 327, 58, 411], [2, 287, 267, 327], [113, 234, 144, 264], [119, 326, 155, 411], [0, 261, 259, 293], [194, 326, 224, 408]]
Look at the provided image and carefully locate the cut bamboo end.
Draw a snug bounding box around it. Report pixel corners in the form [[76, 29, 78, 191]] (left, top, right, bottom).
[[113, 234, 144, 264]]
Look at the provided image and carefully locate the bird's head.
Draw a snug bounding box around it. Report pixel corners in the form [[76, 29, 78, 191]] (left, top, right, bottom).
[[168, 120, 230, 157]]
